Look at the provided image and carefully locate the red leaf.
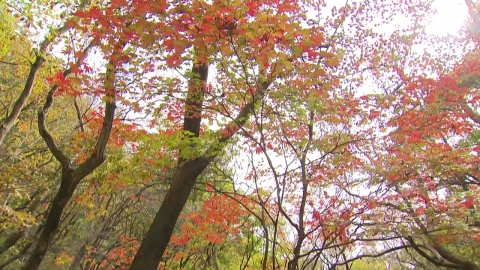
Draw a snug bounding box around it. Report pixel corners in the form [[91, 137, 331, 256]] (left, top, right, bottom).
[[463, 198, 475, 208], [415, 206, 425, 215], [200, 22, 211, 32], [266, 142, 273, 150], [247, 1, 257, 16], [206, 184, 214, 192]]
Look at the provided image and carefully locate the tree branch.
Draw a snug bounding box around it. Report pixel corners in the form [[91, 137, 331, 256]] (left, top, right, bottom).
[[406, 236, 467, 269], [217, 73, 271, 144], [37, 41, 95, 167], [0, 1, 86, 145]]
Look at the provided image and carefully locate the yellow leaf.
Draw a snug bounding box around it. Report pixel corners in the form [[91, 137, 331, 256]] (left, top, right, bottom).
[[101, 95, 115, 103], [319, 51, 335, 58], [325, 57, 340, 67]]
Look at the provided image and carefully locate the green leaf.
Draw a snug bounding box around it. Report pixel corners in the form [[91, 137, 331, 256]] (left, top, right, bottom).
[[292, 45, 303, 56]]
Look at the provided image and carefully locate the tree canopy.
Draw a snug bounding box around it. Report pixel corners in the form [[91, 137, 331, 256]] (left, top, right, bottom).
[[0, 0, 479, 269]]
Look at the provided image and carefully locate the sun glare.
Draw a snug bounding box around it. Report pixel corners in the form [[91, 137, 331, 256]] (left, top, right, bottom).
[[427, 0, 469, 35]]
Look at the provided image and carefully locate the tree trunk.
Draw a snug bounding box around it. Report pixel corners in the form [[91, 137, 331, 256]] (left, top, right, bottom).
[[128, 158, 210, 269], [21, 41, 119, 269], [69, 244, 86, 270], [0, 56, 44, 145], [129, 49, 270, 269], [0, 18, 73, 146], [129, 60, 209, 270], [0, 186, 57, 257], [21, 170, 78, 270]]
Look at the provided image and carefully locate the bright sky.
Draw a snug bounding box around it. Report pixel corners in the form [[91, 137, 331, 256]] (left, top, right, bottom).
[[427, 0, 469, 35]]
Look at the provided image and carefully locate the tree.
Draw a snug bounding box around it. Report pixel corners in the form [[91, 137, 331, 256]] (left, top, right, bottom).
[[0, 3, 96, 268], [2, 0, 479, 269], [62, 0, 473, 269], [339, 1, 480, 269], [0, 1, 78, 146], [0, 1, 135, 269]]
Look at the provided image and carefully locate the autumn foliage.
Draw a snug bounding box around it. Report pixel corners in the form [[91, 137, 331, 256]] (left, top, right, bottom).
[[0, 0, 479, 270]]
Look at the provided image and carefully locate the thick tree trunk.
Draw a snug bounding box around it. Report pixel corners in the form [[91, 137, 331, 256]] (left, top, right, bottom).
[[128, 158, 210, 269], [129, 50, 271, 269], [129, 61, 209, 270]]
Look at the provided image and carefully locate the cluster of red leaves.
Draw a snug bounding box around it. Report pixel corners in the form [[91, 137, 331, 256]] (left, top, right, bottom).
[[362, 32, 480, 244], [100, 235, 140, 270], [170, 195, 246, 250]]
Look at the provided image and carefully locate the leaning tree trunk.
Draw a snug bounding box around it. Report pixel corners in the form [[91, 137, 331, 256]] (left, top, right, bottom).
[[0, 56, 44, 145], [129, 60, 210, 270], [21, 41, 122, 270], [129, 52, 271, 268]]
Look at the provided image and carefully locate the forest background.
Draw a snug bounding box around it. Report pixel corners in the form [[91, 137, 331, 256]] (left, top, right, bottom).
[[0, 0, 479, 269]]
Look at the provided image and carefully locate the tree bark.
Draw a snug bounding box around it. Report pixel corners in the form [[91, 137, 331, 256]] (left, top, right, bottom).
[[406, 236, 480, 270], [129, 61, 209, 270], [0, 242, 32, 268], [21, 41, 119, 270], [21, 170, 77, 270], [69, 244, 86, 270], [128, 157, 211, 269], [0, 185, 58, 257]]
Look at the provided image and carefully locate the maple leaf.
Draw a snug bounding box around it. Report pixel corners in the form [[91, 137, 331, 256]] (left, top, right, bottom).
[[167, 112, 174, 121], [110, 0, 127, 8], [246, 1, 257, 16], [166, 54, 181, 67]]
